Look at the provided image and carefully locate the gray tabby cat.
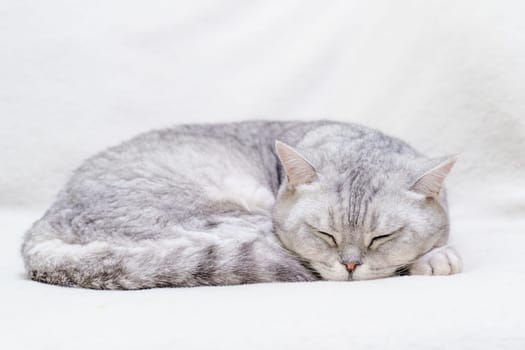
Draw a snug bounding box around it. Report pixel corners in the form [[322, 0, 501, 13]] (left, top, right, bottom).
[[22, 121, 461, 289]]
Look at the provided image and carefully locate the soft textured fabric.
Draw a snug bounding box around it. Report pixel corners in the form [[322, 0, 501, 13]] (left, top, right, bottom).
[[1, 1, 524, 349]]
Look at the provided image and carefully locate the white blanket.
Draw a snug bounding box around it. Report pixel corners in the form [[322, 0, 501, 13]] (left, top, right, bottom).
[[1, 1, 524, 349]]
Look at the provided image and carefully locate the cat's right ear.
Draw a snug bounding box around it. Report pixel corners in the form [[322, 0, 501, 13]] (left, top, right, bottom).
[[275, 141, 318, 189]]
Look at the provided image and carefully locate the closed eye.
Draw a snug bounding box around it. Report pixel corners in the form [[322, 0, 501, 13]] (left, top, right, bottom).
[[368, 227, 404, 249], [317, 231, 338, 247]]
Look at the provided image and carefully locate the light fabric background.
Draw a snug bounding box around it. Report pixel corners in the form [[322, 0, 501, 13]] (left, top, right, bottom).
[[1, 1, 524, 349]]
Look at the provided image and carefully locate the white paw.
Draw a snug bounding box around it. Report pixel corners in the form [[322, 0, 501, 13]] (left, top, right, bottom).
[[409, 246, 462, 276]]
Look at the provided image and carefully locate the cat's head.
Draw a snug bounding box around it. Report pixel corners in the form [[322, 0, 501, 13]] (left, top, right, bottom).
[[272, 141, 456, 281]]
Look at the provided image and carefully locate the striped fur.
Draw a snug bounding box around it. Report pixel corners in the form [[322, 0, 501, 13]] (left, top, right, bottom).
[[22, 121, 459, 289]]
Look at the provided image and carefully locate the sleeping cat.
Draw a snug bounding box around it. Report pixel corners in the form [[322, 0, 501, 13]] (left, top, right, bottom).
[[22, 121, 462, 289]]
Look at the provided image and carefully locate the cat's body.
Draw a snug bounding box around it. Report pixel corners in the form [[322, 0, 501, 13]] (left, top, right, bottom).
[[22, 121, 461, 289]]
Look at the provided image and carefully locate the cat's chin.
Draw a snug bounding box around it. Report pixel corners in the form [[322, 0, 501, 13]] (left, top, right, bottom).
[[351, 264, 398, 281], [310, 261, 350, 281]]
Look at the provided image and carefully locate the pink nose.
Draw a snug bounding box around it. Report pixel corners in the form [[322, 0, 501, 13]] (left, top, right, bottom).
[[343, 261, 361, 272]]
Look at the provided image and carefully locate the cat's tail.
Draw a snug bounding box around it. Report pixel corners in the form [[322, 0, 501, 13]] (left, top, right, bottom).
[[22, 217, 315, 289]]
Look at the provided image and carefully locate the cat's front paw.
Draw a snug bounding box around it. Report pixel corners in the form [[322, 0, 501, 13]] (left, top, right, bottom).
[[409, 246, 462, 276]]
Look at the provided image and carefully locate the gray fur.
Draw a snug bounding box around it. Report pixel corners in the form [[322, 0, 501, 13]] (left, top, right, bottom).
[[21, 121, 460, 289]]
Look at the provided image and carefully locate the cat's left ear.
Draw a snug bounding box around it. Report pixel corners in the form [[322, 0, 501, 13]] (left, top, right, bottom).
[[410, 156, 458, 198], [275, 141, 318, 189]]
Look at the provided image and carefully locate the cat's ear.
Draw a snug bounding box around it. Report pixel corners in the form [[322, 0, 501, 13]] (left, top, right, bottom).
[[410, 156, 458, 198], [275, 141, 318, 188]]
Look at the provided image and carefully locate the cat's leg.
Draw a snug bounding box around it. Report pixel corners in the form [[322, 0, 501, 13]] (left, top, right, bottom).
[[409, 246, 462, 276]]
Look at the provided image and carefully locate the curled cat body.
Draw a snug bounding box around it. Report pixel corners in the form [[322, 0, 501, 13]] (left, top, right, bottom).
[[22, 121, 462, 289]]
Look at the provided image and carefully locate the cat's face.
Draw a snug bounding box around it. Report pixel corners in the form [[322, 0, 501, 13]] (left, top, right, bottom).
[[273, 141, 455, 281]]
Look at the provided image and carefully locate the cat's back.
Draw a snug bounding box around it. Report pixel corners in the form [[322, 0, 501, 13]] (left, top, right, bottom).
[[70, 121, 308, 192], [47, 121, 331, 232], [69, 120, 336, 189]]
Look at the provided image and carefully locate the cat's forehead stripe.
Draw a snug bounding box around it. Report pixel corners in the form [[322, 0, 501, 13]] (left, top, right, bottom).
[[342, 166, 367, 228]]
